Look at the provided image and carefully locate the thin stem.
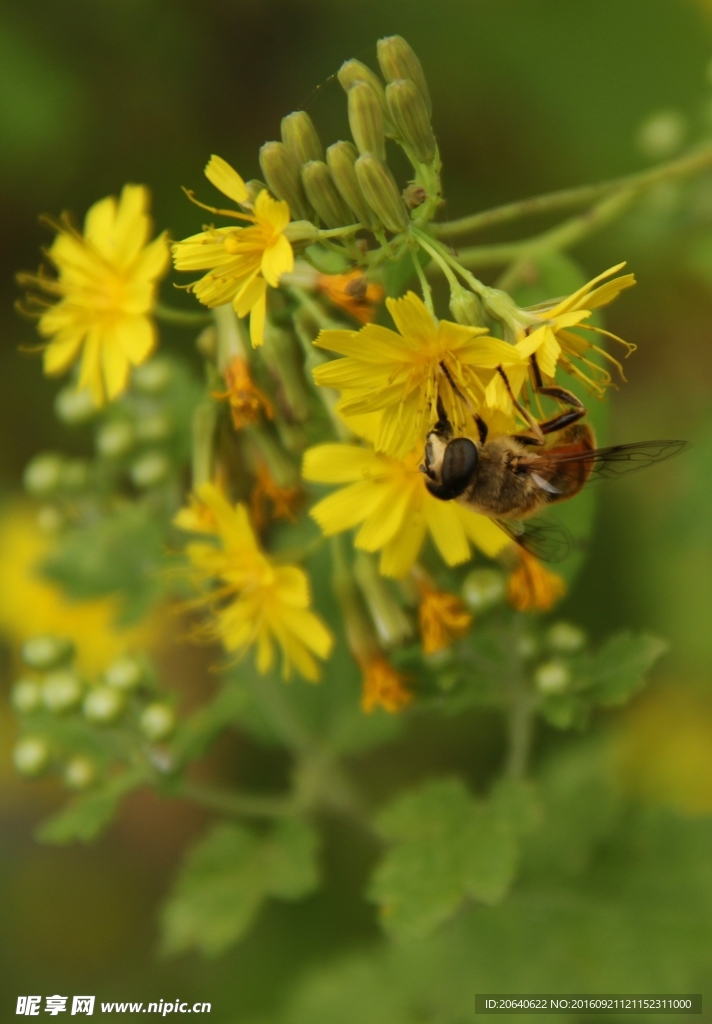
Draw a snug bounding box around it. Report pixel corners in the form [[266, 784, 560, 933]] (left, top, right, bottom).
[[154, 302, 213, 327], [412, 248, 435, 314], [412, 228, 462, 292], [287, 286, 341, 332], [431, 139, 712, 239], [318, 223, 362, 238], [180, 780, 298, 818]]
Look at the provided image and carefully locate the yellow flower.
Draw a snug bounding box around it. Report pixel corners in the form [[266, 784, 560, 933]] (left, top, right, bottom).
[[177, 483, 332, 681], [312, 291, 525, 459], [302, 439, 509, 578], [17, 185, 169, 407], [507, 549, 566, 612], [360, 656, 412, 714], [515, 263, 636, 397], [212, 355, 273, 430], [417, 582, 472, 654], [316, 270, 384, 324], [172, 156, 295, 347]]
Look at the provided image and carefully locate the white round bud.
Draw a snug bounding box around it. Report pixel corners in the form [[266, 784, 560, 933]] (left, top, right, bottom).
[[83, 686, 125, 724], [42, 671, 83, 714], [11, 678, 42, 714], [139, 703, 176, 742], [96, 420, 135, 459], [21, 635, 74, 670], [13, 737, 50, 776], [64, 756, 96, 790], [461, 569, 505, 613], [54, 387, 96, 425], [130, 451, 170, 488], [534, 659, 571, 695], [61, 459, 90, 491], [546, 621, 586, 654], [23, 454, 63, 496], [135, 413, 173, 444], [637, 110, 687, 160], [105, 656, 143, 691], [515, 634, 538, 660], [132, 359, 172, 394]]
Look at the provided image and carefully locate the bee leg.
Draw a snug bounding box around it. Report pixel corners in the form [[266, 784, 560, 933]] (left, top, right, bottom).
[[496, 366, 545, 444], [529, 354, 587, 435], [474, 414, 488, 445]]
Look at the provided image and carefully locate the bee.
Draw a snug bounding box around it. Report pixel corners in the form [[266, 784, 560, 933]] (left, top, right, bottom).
[[420, 363, 687, 560]]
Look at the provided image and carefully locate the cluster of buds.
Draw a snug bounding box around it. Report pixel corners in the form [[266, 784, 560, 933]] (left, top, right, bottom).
[[11, 635, 176, 786]]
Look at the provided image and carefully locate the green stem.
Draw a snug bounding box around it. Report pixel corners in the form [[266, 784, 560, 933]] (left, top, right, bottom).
[[154, 302, 214, 327], [412, 247, 435, 314], [430, 139, 712, 239], [191, 399, 217, 489], [179, 780, 298, 818], [504, 625, 535, 780]]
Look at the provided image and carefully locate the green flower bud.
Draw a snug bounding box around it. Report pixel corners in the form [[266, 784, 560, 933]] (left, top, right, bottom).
[[42, 671, 83, 714], [105, 656, 144, 691], [338, 60, 394, 133], [60, 458, 90, 491], [83, 686, 124, 724], [283, 220, 320, 244], [259, 141, 312, 221], [354, 552, 412, 648], [96, 420, 135, 459], [244, 179, 268, 205], [21, 634, 74, 671], [54, 387, 96, 425], [385, 79, 436, 163], [348, 81, 386, 161], [139, 702, 176, 742], [130, 451, 170, 489], [135, 412, 173, 443], [449, 287, 486, 327], [23, 454, 63, 496], [196, 325, 218, 361], [13, 737, 50, 777], [546, 621, 586, 654], [377, 35, 432, 115], [301, 160, 353, 229], [461, 568, 505, 613], [132, 358, 172, 394], [355, 154, 409, 233], [326, 141, 381, 231], [281, 110, 323, 165], [64, 755, 96, 790], [534, 659, 571, 695], [11, 678, 42, 715]]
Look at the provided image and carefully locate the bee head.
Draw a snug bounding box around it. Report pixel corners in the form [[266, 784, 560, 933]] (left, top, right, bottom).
[[420, 434, 479, 501]]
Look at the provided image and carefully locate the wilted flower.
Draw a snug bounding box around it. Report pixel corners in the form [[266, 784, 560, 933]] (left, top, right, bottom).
[[507, 549, 566, 612], [360, 656, 412, 713], [316, 270, 384, 323], [213, 356, 273, 430], [417, 581, 472, 654]]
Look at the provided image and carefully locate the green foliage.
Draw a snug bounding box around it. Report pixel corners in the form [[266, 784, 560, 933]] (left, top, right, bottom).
[[161, 818, 320, 957], [36, 768, 148, 844]]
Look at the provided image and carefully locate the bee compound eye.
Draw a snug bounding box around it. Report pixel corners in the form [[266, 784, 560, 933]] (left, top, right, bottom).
[[441, 437, 478, 496]]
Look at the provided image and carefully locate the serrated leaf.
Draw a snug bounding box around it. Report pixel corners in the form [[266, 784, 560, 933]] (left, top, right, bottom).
[[577, 632, 667, 706], [36, 769, 147, 844], [161, 817, 319, 956]]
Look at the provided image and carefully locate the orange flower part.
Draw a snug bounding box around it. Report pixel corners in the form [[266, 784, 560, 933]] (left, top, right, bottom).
[[316, 270, 384, 324], [360, 656, 412, 714], [418, 583, 472, 654], [213, 356, 273, 430], [250, 462, 303, 529], [507, 548, 566, 612]]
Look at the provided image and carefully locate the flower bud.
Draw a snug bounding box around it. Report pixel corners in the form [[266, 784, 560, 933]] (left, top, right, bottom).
[[259, 141, 311, 221], [338, 60, 394, 133], [301, 160, 353, 229], [24, 454, 63, 496], [83, 686, 124, 724], [449, 287, 486, 327], [354, 552, 413, 648], [135, 412, 173, 443], [546, 621, 586, 654], [42, 671, 83, 714], [326, 142, 381, 231], [281, 110, 323, 165], [64, 755, 96, 790], [348, 81, 386, 161], [239, 179, 269, 212], [54, 387, 96, 425], [283, 220, 320, 244], [105, 656, 143, 691], [139, 702, 176, 742], [377, 35, 432, 115], [11, 678, 42, 715], [386, 79, 436, 163], [196, 325, 217, 361], [355, 154, 409, 233], [13, 737, 50, 777], [461, 568, 505, 613], [534, 659, 571, 695], [133, 358, 172, 394], [22, 634, 74, 671], [96, 420, 135, 459], [130, 451, 170, 488], [61, 458, 90, 492]]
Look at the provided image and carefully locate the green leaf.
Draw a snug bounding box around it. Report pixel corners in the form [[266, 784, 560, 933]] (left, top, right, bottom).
[[161, 817, 320, 956], [369, 778, 529, 939], [576, 631, 667, 706], [36, 769, 147, 844]]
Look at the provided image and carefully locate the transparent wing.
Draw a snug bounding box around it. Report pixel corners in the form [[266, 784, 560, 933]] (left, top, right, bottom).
[[495, 517, 572, 563], [534, 439, 689, 481]]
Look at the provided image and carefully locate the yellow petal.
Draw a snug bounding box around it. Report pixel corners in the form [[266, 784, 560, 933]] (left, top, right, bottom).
[[379, 514, 427, 577], [112, 184, 151, 266], [583, 273, 636, 311], [423, 497, 471, 565], [254, 190, 291, 233], [309, 480, 385, 535], [548, 263, 626, 316], [83, 196, 118, 256], [456, 506, 510, 557], [43, 330, 85, 376], [537, 326, 562, 379], [302, 444, 388, 483], [261, 233, 294, 288], [233, 272, 266, 318], [131, 231, 170, 282], [204, 155, 249, 205], [355, 480, 413, 550], [385, 291, 436, 346], [249, 289, 267, 348], [77, 327, 104, 407], [115, 315, 156, 365], [101, 331, 131, 400]]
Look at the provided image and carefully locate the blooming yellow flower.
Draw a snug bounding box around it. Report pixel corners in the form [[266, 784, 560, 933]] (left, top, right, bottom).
[[360, 656, 412, 714], [507, 549, 566, 612], [312, 291, 526, 459], [515, 263, 636, 397], [177, 483, 332, 681], [316, 270, 384, 324], [172, 156, 295, 347], [302, 439, 509, 578], [417, 582, 472, 654], [17, 185, 169, 407]]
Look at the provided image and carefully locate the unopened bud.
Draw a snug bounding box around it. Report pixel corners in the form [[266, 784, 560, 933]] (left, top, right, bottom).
[[348, 81, 386, 161], [281, 110, 323, 165], [135, 412, 173, 443], [301, 160, 353, 228], [61, 458, 90, 491], [133, 358, 172, 394], [403, 183, 427, 209], [377, 35, 432, 115], [24, 454, 63, 496], [130, 451, 170, 488], [534, 659, 571, 695], [140, 702, 176, 742], [96, 420, 135, 459], [13, 737, 50, 777], [259, 141, 311, 221], [55, 387, 96, 425], [11, 678, 42, 715], [449, 287, 486, 327], [22, 634, 74, 671], [83, 686, 124, 724], [546, 621, 586, 654], [64, 755, 96, 790], [105, 656, 143, 691], [338, 60, 394, 133], [42, 671, 83, 714], [386, 79, 436, 163], [354, 552, 412, 648], [461, 568, 505, 613], [242, 179, 268, 211], [283, 220, 320, 244], [355, 154, 409, 233], [326, 141, 381, 231]]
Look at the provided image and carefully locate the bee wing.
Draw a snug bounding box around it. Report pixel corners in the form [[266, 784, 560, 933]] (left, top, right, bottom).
[[495, 517, 572, 563], [532, 439, 689, 482]]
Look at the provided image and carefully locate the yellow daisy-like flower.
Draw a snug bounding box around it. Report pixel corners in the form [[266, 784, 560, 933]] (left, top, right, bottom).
[[177, 483, 333, 681], [417, 583, 472, 654], [18, 184, 169, 407], [360, 656, 412, 714], [302, 440, 509, 578], [172, 156, 295, 348], [312, 290, 526, 460], [515, 263, 636, 397]]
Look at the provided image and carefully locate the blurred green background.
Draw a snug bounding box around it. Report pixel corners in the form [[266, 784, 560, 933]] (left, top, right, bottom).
[[2, 0, 712, 1020]]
